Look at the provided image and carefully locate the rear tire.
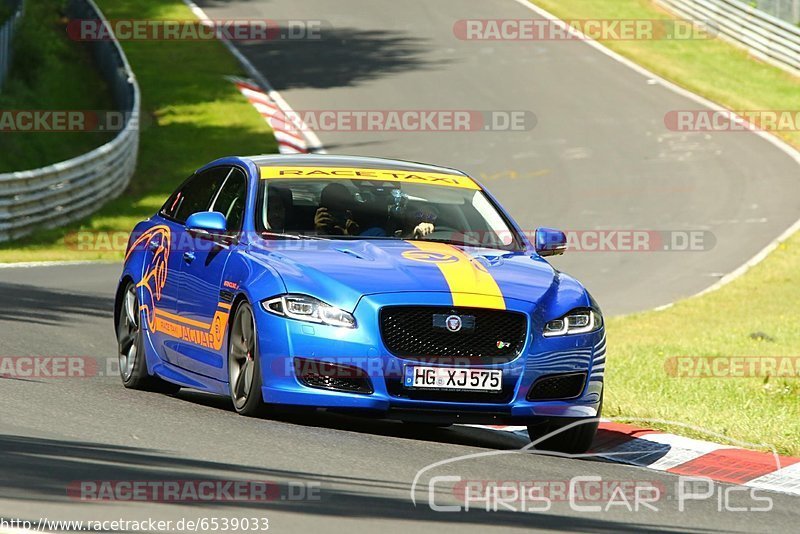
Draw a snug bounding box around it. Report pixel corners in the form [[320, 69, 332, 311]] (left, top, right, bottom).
[[228, 301, 269, 417], [116, 281, 181, 394]]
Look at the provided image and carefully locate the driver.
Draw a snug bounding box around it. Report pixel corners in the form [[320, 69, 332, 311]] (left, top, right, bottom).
[[313, 183, 437, 238], [395, 203, 437, 239]]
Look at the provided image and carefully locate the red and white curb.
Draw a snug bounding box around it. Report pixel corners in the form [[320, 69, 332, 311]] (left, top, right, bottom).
[[231, 77, 321, 155], [478, 421, 800, 497], [182, 0, 324, 155]]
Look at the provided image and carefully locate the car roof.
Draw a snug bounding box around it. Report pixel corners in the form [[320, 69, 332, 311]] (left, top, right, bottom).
[[245, 154, 468, 177]]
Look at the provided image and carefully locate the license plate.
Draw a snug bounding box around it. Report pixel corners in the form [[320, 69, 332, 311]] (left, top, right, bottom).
[[404, 366, 502, 391]]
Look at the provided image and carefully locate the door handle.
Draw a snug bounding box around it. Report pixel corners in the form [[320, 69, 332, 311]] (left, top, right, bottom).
[[183, 251, 195, 264]]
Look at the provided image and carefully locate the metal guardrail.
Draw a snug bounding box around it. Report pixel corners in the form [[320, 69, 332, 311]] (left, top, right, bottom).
[[0, 0, 24, 92], [658, 0, 800, 75], [0, 0, 140, 242], [754, 0, 800, 25]]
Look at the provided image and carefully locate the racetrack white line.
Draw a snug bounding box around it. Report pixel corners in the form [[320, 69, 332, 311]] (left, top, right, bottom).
[[6, 1, 797, 294], [0, 260, 117, 269], [745, 462, 800, 497], [181, 0, 326, 154], [515, 0, 800, 301]]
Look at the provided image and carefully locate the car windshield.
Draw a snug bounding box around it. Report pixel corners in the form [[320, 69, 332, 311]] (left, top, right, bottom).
[[256, 172, 522, 251]]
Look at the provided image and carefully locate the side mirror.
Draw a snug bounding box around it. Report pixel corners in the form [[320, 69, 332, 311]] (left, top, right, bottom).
[[185, 211, 227, 236], [535, 227, 567, 257]]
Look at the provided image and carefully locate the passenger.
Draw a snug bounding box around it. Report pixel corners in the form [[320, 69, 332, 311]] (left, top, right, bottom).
[[313, 183, 436, 238], [314, 183, 360, 235], [266, 187, 288, 232]]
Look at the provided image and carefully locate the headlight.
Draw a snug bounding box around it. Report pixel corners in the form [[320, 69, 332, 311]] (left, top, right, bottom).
[[543, 309, 602, 337], [262, 294, 356, 328]]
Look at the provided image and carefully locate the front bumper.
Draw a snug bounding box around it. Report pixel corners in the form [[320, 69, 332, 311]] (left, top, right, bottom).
[[255, 292, 605, 424]]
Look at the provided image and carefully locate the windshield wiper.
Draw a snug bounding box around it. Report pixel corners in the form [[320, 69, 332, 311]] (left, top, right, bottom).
[[316, 235, 401, 240], [260, 232, 328, 241], [421, 237, 516, 251], [309, 234, 510, 250]]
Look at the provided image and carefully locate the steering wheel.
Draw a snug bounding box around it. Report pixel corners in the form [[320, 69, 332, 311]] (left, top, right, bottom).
[[422, 226, 482, 246]]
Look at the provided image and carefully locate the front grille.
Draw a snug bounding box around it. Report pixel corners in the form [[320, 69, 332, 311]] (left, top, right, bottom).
[[380, 306, 528, 363], [527, 372, 586, 400], [294, 358, 373, 394]]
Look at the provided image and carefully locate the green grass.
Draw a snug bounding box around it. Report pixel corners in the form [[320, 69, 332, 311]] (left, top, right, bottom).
[[531, 0, 800, 149], [605, 232, 800, 455], [0, 5, 13, 24], [0, 0, 113, 173], [0, 0, 276, 261], [1, 0, 797, 455], [527, 0, 800, 454]]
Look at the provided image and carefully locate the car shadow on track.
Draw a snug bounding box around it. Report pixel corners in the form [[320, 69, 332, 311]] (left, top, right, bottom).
[[233, 26, 449, 91], [171, 390, 663, 467], [174, 389, 528, 450], [0, 282, 113, 326], [0, 433, 703, 532]]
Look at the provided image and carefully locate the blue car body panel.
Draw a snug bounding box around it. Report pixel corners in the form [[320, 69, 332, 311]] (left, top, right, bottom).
[[118, 155, 605, 424]]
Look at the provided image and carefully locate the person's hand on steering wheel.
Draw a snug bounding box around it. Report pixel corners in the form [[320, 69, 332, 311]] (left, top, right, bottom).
[[412, 222, 435, 239]]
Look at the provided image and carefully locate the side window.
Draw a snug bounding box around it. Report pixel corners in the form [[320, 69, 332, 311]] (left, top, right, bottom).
[[160, 188, 184, 220], [169, 167, 230, 224], [210, 169, 247, 232]]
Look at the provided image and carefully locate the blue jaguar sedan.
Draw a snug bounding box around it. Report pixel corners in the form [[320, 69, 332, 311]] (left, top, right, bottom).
[[115, 154, 605, 453]]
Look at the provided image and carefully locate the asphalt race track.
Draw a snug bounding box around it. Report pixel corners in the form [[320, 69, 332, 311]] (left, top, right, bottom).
[[1, 263, 798, 531], [198, 0, 800, 316], [1, 0, 799, 532]]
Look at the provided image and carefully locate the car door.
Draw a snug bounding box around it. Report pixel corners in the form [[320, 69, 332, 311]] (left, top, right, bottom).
[[156, 166, 231, 366], [174, 166, 247, 380]]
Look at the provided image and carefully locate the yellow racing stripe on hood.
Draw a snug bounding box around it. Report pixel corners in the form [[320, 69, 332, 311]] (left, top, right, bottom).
[[406, 241, 506, 310]]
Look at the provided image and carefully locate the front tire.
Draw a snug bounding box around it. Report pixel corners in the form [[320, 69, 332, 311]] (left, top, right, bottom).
[[527, 396, 602, 454], [116, 281, 180, 394], [228, 301, 268, 417]]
